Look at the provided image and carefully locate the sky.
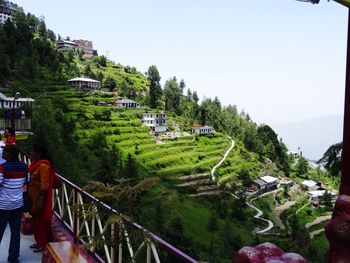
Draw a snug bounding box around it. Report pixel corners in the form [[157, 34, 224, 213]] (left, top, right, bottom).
[[13, 0, 348, 125]]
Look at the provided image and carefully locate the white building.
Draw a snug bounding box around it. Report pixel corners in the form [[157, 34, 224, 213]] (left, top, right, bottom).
[[115, 99, 140, 108], [251, 175, 279, 193], [68, 77, 101, 90], [142, 113, 167, 132], [192, 124, 213, 135], [0, 92, 34, 109], [308, 190, 337, 203], [56, 40, 78, 52], [0, 1, 18, 24], [302, 180, 318, 189]]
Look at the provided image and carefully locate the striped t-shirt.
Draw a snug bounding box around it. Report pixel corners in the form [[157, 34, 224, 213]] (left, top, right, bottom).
[[0, 161, 28, 210]]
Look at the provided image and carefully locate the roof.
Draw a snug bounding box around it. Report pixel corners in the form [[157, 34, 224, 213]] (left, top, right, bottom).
[[261, 175, 278, 184], [116, 99, 138, 104], [57, 40, 78, 46], [68, 77, 100, 83], [0, 92, 7, 100], [308, 190, 337, 198], [192, 124, 212, 129], [0, 92, 34, 102], [253, 179, 267, 187], [302, 180, 317, 188]]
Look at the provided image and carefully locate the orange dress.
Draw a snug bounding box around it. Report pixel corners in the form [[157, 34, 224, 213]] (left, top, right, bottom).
[[28, 161, 54, 247], [28, 163, 50, 214]]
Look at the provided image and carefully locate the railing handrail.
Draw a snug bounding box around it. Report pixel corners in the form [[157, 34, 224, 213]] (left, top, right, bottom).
[[20, 152, 198, 263]]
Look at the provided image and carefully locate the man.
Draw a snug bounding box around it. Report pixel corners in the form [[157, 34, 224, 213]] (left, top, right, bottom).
[[0, 145, 28, 263], [0, 134, 6, 165]]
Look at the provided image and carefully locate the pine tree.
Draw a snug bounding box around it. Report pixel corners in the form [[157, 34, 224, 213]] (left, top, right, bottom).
[[147, 65, 162, 109]]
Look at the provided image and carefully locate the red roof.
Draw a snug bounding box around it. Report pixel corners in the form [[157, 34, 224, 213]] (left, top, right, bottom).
[[192, 124, 204, 128]]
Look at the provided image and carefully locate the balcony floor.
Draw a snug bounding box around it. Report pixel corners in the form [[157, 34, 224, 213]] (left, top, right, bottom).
[[0, 225, 42, 263]]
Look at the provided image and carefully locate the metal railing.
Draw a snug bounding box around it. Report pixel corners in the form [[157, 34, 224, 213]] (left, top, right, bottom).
[[19, 153, 198, 263], [0, 118, 32, 130]]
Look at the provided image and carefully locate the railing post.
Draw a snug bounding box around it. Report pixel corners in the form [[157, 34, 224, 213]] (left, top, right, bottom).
[[73, 188, 78, 245], [147, 241, 151, 263]]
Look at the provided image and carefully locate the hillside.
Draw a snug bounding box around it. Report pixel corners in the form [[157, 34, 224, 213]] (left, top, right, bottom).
[[0, 4, 339, 262]]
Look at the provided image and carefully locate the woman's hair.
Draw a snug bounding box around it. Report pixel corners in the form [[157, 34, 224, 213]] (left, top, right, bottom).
[[32, 141, 54, 168]]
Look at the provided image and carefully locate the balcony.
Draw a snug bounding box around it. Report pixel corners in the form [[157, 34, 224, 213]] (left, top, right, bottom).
[[17, 153, 197, 263]]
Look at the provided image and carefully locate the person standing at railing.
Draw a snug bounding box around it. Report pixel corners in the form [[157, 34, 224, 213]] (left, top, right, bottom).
[[4, 127, 16, 145], [0, 144, 29, 263], [0, 134, 6, 165], [28, 142, 54, 253]]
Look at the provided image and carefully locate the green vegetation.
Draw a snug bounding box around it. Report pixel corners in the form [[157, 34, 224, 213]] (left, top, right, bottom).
[[0, 6, 340, 262]]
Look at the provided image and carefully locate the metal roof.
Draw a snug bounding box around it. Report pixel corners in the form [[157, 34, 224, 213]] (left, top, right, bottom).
[[68, 77, 100, 83], [302, 180, 317, 188], [253, 179, 267, 186], [116, 98, 138, 104], [261, 175, 278, 184]]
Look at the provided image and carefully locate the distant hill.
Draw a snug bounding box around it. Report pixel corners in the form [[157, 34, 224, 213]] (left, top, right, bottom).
[[271, 115, 343, 161]]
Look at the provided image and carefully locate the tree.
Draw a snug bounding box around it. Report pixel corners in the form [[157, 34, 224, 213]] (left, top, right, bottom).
[[192, 91, 199, 104], [321, 191, 333, 211], [207, 212, 218, 258], [125, 153, 137, 178], [179, 79, 186, 94], [317, 142, 342, 177], [147, 65, 162, 109], [103, 76, 116, 91], [237, 166, 252, 187], [38, 19, 47, 38], [295, 156, 309, 177], [164, 77, 182, 114], [186, 88, 192, 100]]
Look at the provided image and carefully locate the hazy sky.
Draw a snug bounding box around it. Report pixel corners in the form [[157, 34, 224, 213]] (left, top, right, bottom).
[[13, 0, 348, 125]]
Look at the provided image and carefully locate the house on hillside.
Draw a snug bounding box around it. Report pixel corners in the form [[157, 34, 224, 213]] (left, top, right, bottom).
[[68, 77, 101, 90], [73, 39, 94, 59], [0, 92, 34, 131], [308, 190, 337, 205], [56, 39, 78, 52], [251, 175, 279, 194], [115, 99, 140, 108], [142, 112, 167, 132], [302, 180, 318, 190], [0, 1, 19, 24], [192, 124, 213, 135]]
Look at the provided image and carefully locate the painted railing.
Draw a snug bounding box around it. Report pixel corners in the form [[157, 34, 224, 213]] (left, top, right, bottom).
[[19, 153, 198, 263]]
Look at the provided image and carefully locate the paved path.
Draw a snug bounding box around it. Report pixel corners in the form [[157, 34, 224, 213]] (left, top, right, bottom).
[[309, 229, 325, 239], [305, 215, 332, 229], [272, 201, 296, 229], [0, 225, 42, 263], [211, 136, 234, 181]]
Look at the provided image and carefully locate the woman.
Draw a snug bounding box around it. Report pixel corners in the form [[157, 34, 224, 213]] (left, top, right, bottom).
[[4, 127, 16, 145], [28, 142, 54, 252]]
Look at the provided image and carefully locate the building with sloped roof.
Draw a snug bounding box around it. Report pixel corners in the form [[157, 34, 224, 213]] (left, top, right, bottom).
[[142, 112, 167, 132], [115, 98, 140, 108], [73, 39, 94, 59], [56, 40, 78, 52], [68, 77, 101, 90], [192, 124, 213, 135], [0, 1, 20, 24], [251, 175, 279, 193]]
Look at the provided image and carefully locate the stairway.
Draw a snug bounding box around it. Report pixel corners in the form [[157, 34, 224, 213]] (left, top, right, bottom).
[[176, 173, 224, 197]]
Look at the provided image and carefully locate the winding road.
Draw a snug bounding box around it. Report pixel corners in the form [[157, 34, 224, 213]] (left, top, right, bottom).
[[272, 201, 296, 229], [210, 136, 275, 234]]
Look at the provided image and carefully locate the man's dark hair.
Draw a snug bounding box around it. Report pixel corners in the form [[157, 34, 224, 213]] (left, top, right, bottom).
[[4, 144, 19, 160]]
